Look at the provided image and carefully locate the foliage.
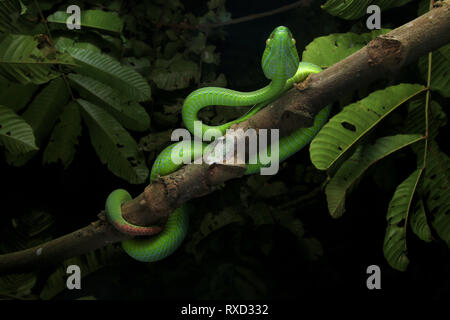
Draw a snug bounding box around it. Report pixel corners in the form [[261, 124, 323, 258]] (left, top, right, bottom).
[[322, 0, 415, 20], [308, 0, 449, 271], [0, 0, 227, 183]]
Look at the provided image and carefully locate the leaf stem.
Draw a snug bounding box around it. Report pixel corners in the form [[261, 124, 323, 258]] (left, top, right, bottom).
[[422, 0, 435, 169]]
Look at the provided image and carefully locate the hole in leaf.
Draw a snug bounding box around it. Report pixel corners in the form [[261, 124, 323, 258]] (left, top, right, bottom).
[[430, 174, 437, 180], [341, 121, 356, 132], [116, 143, 124, 148], [397, 219, 405, 228], [6, 131, 11, 136]]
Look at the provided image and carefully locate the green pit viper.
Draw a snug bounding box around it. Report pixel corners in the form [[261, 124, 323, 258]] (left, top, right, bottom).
[[105, 26, 331, 262]]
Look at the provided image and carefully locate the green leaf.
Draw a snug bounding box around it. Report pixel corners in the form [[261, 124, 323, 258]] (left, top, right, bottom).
[[22, 78, 70, 145], [47, 10, 124, 33], [78, 99, 149, 184], [310, 83, 425, 171], [302, 29, 390, 68], [0, 34, 75, 84], [5, 78, 70, 166], [418, 44, 450, 98], [68, 73, 150, 131], [0, 0, 34, 33], [62, 47, 151, 102], [187, 32, 207, 54], [322, 0, 414, 20], [410, 200, 432, 242], [383, 169, 422, 271], [0, 80, 38, 112], [0, 105, 38, 154], [421, 142, 450, 247], [43, 101, 82, 168], [326, 134, 423, 218], [150, 54, 199, 91]]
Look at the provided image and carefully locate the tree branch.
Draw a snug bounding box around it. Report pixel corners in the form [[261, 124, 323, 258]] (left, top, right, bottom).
[[157, 0, 313, 30], [1, 0, 449, 274]]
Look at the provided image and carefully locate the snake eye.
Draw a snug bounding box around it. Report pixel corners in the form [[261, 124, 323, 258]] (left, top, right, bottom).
[[292, 38, 296, 45], [266, 38, 271, 45]]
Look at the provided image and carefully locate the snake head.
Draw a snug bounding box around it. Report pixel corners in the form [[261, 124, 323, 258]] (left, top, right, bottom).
[[262, 26, 299, 80]]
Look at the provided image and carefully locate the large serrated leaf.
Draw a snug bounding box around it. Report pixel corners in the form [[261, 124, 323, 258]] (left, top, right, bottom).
[[47, 10, 123, 33], [0, 105, 37, 154], [22, 77, 70, 145], [418, 44, 450, 98], [54, 36, 101, 54], [43, 101, 81, 168], [78, 99, 149, 184], [62, 47, 151, 102], [383, 169, 422, 271], [326, 134, 423, 218], [0, 80, 38, 112], [410, 200, 432, 242], [421, 142, 450, 247], [310, 83, 425, 171], [0, 34, 75, 84], [302, 29, 390, 68], [68, 73, 150, 131], [322, 0, 414, 20], [5, 78, 70, 166]]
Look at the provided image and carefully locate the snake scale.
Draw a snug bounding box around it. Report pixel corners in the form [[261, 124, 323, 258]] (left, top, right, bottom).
[[105, 26, 331, 262]]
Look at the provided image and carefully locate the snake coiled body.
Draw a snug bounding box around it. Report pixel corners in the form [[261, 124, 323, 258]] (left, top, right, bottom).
[[105, 26, 331, 262]]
